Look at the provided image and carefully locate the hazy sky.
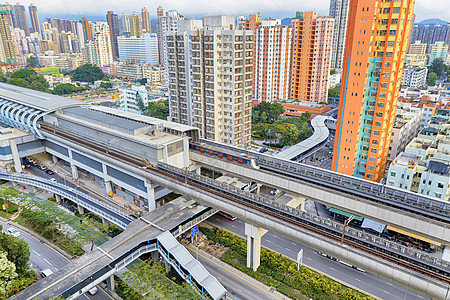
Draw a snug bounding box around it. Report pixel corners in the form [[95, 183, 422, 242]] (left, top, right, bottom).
[[16, 0, 450, 23]]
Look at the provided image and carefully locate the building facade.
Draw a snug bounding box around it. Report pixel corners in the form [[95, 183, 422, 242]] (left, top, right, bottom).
[[0, 10, 15, 64], [119, 85, 149, 114], [167, 17, 253, 147], [429, 41, 449, 65], [401, 66, 428, 88], [28, 3, 40, 34], [117, 33, 158, 65], [12, 3, 28, 36], [332, 0, 415, 182], [329, 0, 350, 72], [141, 7, 151, 33], [106, 11, 119, 59], [289, 12, 334, 103], [411, 23, 450, 46], [253, 19, 291, 102], [156, 7, 184, 66]]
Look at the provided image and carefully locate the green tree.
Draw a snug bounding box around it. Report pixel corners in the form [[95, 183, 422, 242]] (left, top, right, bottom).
[[29, 81, 47, 92], [427, 72, 437, 86], [100, 81, 112, 89], [328, 85, 340, 98], [0, 251, 17, 296], [70, 64, 105, 83], [135, 92, 146, 114], [0, 70, 6, 83], [281, 124, 300, 146], [145, 100, 169, 119], [0, 232, 30, 275], [10, 69, 36, 81], [252, 101, 285, 124], [429, 58, 447, 77], [52, 83, 87, 95], [7, 78, 28, 88], [26, 56, 37, 68], [330, 69, 336, 75]]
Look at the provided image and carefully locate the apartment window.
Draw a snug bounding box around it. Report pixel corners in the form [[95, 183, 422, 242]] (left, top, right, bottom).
[[438, 182, 444, 188], [391, 172, 396, 177]]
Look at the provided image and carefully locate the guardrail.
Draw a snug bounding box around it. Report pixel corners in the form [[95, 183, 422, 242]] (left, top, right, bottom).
[[159, 163, 450, 272], [198, 139, 449, 215], [0, 172, 133, 229]]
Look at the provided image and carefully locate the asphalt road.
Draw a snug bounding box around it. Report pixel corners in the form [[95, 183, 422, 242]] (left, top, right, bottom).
[[208, 215, 429, 300], [187, 248, 283, 300]]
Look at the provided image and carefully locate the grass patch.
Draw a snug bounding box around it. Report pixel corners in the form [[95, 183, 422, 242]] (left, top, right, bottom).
[[200, 227, 373, 300]]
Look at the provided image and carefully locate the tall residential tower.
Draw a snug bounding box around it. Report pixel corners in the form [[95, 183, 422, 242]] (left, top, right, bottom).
[[28, 3, 40, 34], [329, 0, 350, 72], [332, 0, 415, 182]]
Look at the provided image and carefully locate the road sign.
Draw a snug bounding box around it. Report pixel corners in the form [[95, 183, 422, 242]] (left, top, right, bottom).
[[297, 249, 303, 270], [191, 225, 199, 238]]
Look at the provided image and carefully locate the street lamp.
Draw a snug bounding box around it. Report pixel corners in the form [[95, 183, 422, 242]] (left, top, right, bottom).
[[340, 215, 355, 245], [105, 138, 119, 154], [142, 288, 155, 299], [196, 242, 204, 260]]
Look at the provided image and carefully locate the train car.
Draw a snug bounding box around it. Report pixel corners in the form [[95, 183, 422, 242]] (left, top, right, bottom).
[[190, 142, 259, 169]]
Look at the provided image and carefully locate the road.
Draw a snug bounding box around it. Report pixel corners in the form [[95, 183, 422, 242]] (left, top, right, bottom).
[[208, 215, 428, 300], [187, 248, 283, 300], [1, 206, 113, 299]]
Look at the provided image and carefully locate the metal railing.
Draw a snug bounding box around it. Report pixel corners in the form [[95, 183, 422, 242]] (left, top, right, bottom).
[[198, 139, 449, 216], [159, 163, 450, 272], [0, 172, 133, 229]]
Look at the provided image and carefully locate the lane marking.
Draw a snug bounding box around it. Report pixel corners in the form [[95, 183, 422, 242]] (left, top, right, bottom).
[[306, 257, 312, 261], [32, 250, 41, 257], [195, 250, 282, 300], [291, 242, 296, 246], [386, 282, 393, 286], [207, 222, 382, 300], [330, 267, 336, 271], [44, 258, 53, 266], [286, 248, 291, 251], [99, 285, 115, 300], [355, 278, 361, 282], [383, 291, 390, 294]]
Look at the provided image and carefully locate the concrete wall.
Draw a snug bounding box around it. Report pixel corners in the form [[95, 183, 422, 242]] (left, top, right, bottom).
[[46, 132, 449, 299], [190, 152, 450, 245]]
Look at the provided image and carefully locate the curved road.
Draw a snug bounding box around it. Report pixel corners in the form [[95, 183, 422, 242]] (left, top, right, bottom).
[[208, 215, 429, 300], [0, 221, 112, 300]]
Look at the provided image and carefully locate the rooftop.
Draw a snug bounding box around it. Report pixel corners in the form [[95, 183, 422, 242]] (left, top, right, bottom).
[[395, 152, 421, 167], [0, 82, 85, 112], [427, 159, 450, 175]]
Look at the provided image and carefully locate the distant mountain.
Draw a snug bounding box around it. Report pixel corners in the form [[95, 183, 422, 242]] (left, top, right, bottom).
[[417, 18, 448, 26], [281, 18, 291, 26]]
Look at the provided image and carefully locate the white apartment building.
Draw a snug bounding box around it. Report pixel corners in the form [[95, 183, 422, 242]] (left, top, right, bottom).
[[156, 7, 184, 66], [117, 33, 158, 65], [387, 110, 450, 201], [387, 102, 423, 162], [166, 16, 253, 147], [119, 85, 149, 114], [82, 22, 113, 67], [429, 41, 449, 65], [401, 66, 428, 88], [329, 0, 350, 72]]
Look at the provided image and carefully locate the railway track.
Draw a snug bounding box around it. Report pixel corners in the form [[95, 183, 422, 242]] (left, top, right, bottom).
[[39, 125, 450, 285]]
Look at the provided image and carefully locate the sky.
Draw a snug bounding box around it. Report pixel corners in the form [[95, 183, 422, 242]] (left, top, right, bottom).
[[11, 0, 450, 23]]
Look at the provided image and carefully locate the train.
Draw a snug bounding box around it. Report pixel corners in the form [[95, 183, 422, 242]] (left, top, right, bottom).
[[189, 142, 259, 169]]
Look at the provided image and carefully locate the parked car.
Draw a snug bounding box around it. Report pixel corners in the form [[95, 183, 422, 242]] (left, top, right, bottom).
[[258, 146, 268, 153], [88, 287, 98, 295], [46, 169, 54, 175], [6, 227, 20, 237], [50, 178, 57, 183]]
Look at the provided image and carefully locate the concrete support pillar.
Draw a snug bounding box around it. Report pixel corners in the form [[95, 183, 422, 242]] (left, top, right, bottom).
[[183, 137, 189, 169], [31, 186, 38, 194], [51, 155, 59, 164], [105, 180, 113, 196], [288, 195, 306, 211], [102, 217, 108, 225], [163, 145, 168, 163], [10, 140, 22, 173], [70, 164, 79, 180], [245, 223, 267, 271], [106, 275, 114, 292], [164, 258, 171, 273], [256, 185, 261, 195], [12, 181, 18, 187], [55, 194, 62, 203], [195, 166, 201, 175], [310, 153, 316, 161], [146, 185, 155, 212], [77, 204, 85, 215], [151, 251, 160, 261]]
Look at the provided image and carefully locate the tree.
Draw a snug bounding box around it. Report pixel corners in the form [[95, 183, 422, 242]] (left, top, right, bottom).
[[281, 124, 300, 146], [328, 85, 340, 98], [52, 83, 87, 95], [0, 70, 6, 83], [427, 72, 437, 86], [70, 64, 105, 83], [10, 69, 36, 81], [99, 81, 112, 89], [7, 78, 28, 88], [0, 232, 29, 275], [135, 92, 146, 114], [429, 58, 447, 77], [252, 102, 285, 124], [26, 56, 37, 68], [146, 100, 169, 119], [330, 69, 336, 75], [0, 251, 17, 296], [29, 81, 47, 92]]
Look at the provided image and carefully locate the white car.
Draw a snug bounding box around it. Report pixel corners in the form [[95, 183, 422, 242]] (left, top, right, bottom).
[[6, 227, 20, 237], [41, 268, 53, 278], [88, 286, 98, 295]]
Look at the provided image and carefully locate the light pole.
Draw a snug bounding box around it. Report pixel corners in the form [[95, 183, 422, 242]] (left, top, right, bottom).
[[142, 288, 155, 299], [341, 215, 355, 245], [105, 138, 118, 154], [196, 242, 204, 260]]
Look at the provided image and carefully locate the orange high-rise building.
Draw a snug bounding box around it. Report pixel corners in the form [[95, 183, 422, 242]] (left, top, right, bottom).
[[289, 12, 334, 102], [332, 0, 415, 182]]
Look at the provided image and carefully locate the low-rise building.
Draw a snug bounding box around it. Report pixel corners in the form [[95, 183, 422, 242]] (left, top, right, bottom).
[[119, 85, 149, 114], [116, 62, 152, 80], [387, 102, 423, 163], [387, 109, 450, 201], [401, 66, 428, 88]]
